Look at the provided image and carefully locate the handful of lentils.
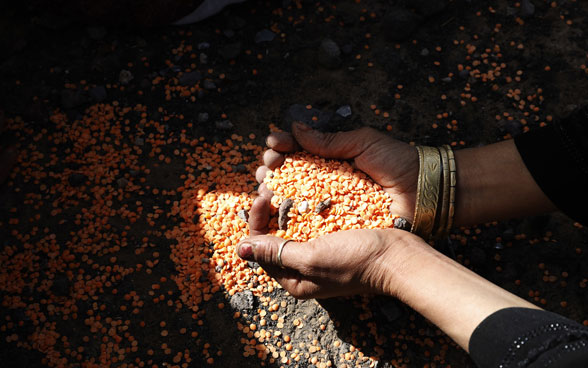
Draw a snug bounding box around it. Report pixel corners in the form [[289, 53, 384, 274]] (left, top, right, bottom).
[[264, 152, 399, 241]]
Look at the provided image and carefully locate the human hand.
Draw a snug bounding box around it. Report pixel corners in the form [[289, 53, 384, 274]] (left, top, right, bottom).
[[236, 228, 427, 299], [255, 122, 419, 222]]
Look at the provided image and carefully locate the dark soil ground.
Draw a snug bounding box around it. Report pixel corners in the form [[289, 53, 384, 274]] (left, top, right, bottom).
[[0, 1, 587, 367]]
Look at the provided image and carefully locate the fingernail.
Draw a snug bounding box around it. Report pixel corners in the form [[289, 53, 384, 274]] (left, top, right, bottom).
[[238, 242, 254, 260], [293, 121, 312, 132]]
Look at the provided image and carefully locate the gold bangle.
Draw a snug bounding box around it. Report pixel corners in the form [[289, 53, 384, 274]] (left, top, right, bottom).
[[443, 144, 456, 234], [433, 146, 450, 239], [411, 146, 442, 239]]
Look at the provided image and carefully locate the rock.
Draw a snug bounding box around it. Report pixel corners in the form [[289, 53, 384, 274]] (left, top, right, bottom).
[[215, 120, 234, 130], [229, 290, 254, 311], [502, 228, 515, 242], [223, 29, 235, 38], [200, 53, 209, 64], [382, 7, 423, 42], [219, 42, 242, 60], [198, 112, 209, 123], [520, 0, 535, 17], [336, 105, 352, 118], [117, 178, 129, 188], [458, 69, 470, 79], [284, 104, 333, 131], [393, 217, 411, 231], [134, 137, 144, 146], [409, 0, 448, 17], [238, 209, 249, 223], [315, 198, 332, 214], [202, 80, 217, 90], [89, 86, 107, 102], [198, 42, 210, 50], [233, 164, 247, 173], [494, 242, 504, 250], [420, 48, 430, 56], [441, 77, 452, 83], [255, 29, 275, 43], [297, 201, 309, 214], [118, 70, 134, 85], [318, 38, 342, 69], [179, 71, 202, 86], [68, 173, 88, 187], [279, 198, 294, 230], [86, 26, 107, 40]]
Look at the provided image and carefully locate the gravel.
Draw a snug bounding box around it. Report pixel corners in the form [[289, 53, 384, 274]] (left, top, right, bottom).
[[229, 290, 255, 311]]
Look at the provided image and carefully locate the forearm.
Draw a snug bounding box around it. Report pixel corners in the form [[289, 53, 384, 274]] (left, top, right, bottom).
[[453, 139, 556, 227], [383, 233, 539, 351]]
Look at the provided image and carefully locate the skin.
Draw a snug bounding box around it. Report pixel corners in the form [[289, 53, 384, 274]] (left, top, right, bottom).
[[239, 122, 553, 352]]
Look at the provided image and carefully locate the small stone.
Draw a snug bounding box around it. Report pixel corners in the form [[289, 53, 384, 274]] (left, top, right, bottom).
[[86, 26, 106, 40], [279, 198, 294, 230], [284, 104, 333, 131], [179, 71, 202, 86], [219, 42, 242, 60], [223, 29, 235, 38], [420, 48, 430, 56], [315, 198, 332, 214], [520, 0, 535, 17], [255, 29, 276, 43], [68, 173, 87, 187], [297, 201, 309, 214], [393, 217, 411, 231], [318, 38, 342, 69], [200, 53, 209, 64], [198, 112, 209, 123], [198, 42, 210, 50], [215, 120, 234, 130], [117, 178, 129, 188], [89, 86, 107, 102], [202, 80, 217, 90], [382, 7, 423, 42], [336, 105, 352, 118], [494, 242, 504, 250], [119, 70, 134, 85], [134, 137, 144, 146], [441, 77, 452, 83], [459, 69, 471, 79], [238, 209, 249, 223], [229, 290, 254, 311]]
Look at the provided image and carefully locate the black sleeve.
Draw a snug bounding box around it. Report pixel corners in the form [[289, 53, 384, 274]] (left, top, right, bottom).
[[514, 107, 588, 225], [469, 308, 588, 368]]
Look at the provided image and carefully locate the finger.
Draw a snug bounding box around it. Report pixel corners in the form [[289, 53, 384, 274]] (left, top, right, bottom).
[[248, 197, 271, 237], [257, 182, 273, 199], [263, 149, 285, 170], [261, 263, 321, 299], [266, 132, 300, 152], [292, 122, 384, 160], [255, 165, 270, 184], [237, 235, 311, 271]]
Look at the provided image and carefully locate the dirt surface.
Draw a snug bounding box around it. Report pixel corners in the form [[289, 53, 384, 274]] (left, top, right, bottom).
[[1, 1, 587, 367]]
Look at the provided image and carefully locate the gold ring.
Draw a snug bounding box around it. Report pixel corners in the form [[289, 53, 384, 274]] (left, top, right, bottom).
[[277, 239, 293, 269]]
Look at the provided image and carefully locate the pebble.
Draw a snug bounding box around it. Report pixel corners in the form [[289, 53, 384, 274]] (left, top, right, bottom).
[[215, 120, 234, 130], [89, 86, 107, 102], [134, 137, 144, 146], [442, 77, 452, 83], [278, 198, 294, 230], [420, 48, 430, 56], [237, 209, 249, 223], [336, 105, 352, 118], [318, 38, 342, 69], [315, 198, 332, 214], [229, 290, 254, 311], [393, 217, 411, 231], [68, 173, 88, 187], [179, 71, 202, 86], [219, 42, 242, 60], [297, 201, 309, 214], [203, 80, 217, 91], [198, 112, 209, 123], [117, 178, 129, 188], [223, 29, 235, 38], [520, 0, 535, 17], [255, 29, 276, 43], [198, 42, 210, 50], [200, 53, 209, 64], [382, 7, 423, 41], [119, 70, 134, 85], [284, 104, 333, 130]]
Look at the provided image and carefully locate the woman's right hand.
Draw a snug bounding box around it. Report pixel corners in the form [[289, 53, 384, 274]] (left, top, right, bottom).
[[255, 122, 419, 222]]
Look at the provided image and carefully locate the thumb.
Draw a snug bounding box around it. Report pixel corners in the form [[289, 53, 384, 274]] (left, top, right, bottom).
[[291, 122, 381, 160], [237, 235, 311, 270]]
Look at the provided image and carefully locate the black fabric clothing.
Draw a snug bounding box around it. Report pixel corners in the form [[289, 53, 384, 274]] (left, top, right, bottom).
[[468, 109, 588, 367], [469, 308, 588, 368], [515, 106, 588, 225]]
